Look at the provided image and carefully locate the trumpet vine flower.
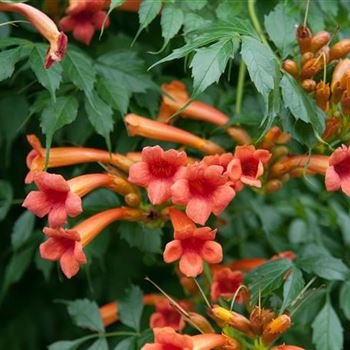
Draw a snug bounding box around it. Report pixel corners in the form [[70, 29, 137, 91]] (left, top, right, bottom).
[[59, 0, 109, 45], [128, 146, 187, 205], [0, 2, 67, 68], [150, 299, 185, 331], [40, 207, 144, 278], [163, 209, 222, 277], [124, 114, 224, 155], [171, 162, 235, 225]]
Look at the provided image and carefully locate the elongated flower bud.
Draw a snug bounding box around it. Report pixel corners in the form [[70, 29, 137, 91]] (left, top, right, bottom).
[[100, 302, 118, 327], [322, 116, 342, 141], [211, 306, 255, 338], [301, 57, 323, 79], [301, 52, 314, 65], [250, 306, 275, 335], [25, 135, 133, 183], [297, 25, 312, 54], [224, 258, 267, 271], [262, 314, 292, 345], [226, 126, 251, 145], [330, 39, 350, 61], [125, 114, 224, 155], [341, 91, 350, 115], [282, 60, 299, 78], [265, 179, 283, 192], [0, 2, 67, 68], [188, 312, 215, 333], [315, 81, 330, 111], [331, 59, 350, 93], [311, 31, 330, 53]]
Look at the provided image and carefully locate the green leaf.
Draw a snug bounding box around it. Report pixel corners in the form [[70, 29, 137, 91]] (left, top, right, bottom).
[[280, 74, 326, 135], [119, 222, 163, 253], [312, 299, 343, 350], [96, 50, 154, 94], [241, 36, 277, 96], [11, 211, 35, 250], [63, 50, 96, 96], [0, 13, 10, 38], [134, 0, 162, 43], [2, 244, 36, 297], [0, 46, 30, 81], [317, 0, 338, 18], [280, 267, 304, 314], [107, 0, 126, 15], [339, 279, 350, 320], [298, 254, 349, 281], [87, 338, 108, 350], [83, 188, 121, 213], [182, 0, 207, 10], [0, 180, 13, 220], [41, 96, 79, 153], [216, 2, 242, 21], [191, 38, 239, 95], [160, 4, 184, 48], [66, 299, 105, 333], [113, 337, 135, 350], [48, 336, 93, 350], [84, 92, 114, 149], [29, 45, 62, 100], [264, 4, 296, 58], [34, 249, 54, 281], [96, 77, 130, 115], [245, 258, 293, 305], [117, 285, 143, 331]]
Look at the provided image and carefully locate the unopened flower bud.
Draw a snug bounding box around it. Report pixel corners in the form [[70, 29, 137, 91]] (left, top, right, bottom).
[[271, 346, 305, 350], [330, 39, 350, 61], [322, 117, 342, 141], [259, 126, 281, 150], [211, 305, 255, 338], [301, 58, 323, 79], [262, 314, 292, 345], [301, 52, 314, 65], [272, 146, 289, 161], [315, 81, 330, 111], [311, 31, 331, 53], [188, 312, 215, 333], [341, 91, 350, 115], [265, 179, 283, 193], [282, 60, 299, 78], [301, 79, 316, 92], [297, 25, 312, 54]]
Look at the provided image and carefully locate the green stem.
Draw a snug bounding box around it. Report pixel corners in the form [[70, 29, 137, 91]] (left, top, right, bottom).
[[104, 331, 140, 338], [235, 59, 246, 115], [247, 0, 269, 47]]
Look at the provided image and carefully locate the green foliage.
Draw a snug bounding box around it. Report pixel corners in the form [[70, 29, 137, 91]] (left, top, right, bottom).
[[117, 285, 144, 332], [0, 180, 13, 220]]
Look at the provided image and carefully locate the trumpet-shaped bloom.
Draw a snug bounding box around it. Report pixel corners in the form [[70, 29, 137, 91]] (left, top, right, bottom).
[[202, 153, 233, 171], [40, 227, 87, 279], [22, 172, 82, 228], [128, 146, 187, 205], [171, 162, 235, 225], [0, 2, 67, 68], [59, 0, 110, 45], [150, 299, 185, 331], [142, 327, 193, 350], [163, 209, 222, 277], [227, 145, 271, 188], [325, 145, 350, 196], [210, 268, 244, 302]]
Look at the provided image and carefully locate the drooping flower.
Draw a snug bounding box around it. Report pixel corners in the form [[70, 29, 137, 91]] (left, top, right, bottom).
[[142, 327, 236, 350], [128, 146, 187, 205], [59, 0, 109, 45], [25, 134, 133, 183], [124, 114, 224, 155], [325, 145, 350, 196], [163, 209, 222, 277], [150, 299, 186, 331], [171, 162, 235, 225], [227, 145, 271, 188], [210, 268, 244, 302], [0, 2, 67, 68], [40, 227, 86, 279], [23, 172, 82, 228], [40, 207, 144, 278]]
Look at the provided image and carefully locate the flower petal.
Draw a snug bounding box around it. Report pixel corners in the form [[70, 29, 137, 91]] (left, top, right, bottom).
[[40, 238, 65, 260], [163, 240, 183, 263], [147, 179, 172, 205], [128, 162, 152, 187], [60, 248, 81, 279], [169, 208, 196, 240], [171, 179, 190, 205], [22, 191, 51, 217], [34, 172, 69, 193], [186, 197, 212, 225], [325, 166, 341, 192], [73, 22, 96, 45], [65, 191, 83, 217], [211, 185, 235, 215], [201, 241, 223, 264], [179, 252, 203, 277], [48, 205, 68, 228]]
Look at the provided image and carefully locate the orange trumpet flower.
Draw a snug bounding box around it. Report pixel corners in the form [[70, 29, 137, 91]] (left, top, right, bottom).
[[124, 114, 224, 155], [0, 2, 67, 68], [25, 135, 133, 183]]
